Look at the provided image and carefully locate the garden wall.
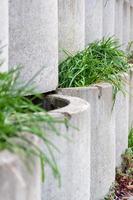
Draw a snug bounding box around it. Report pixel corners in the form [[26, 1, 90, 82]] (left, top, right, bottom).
[[1, 0, 133, 91], [42, 95, 91, 200], [58, 76, 130, 199], [58, 84, 116, 199], [0, 95, 91, 200], [0, 0, 133, 200]]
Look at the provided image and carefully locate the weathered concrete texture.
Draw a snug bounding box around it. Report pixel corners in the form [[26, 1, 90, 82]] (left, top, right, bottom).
[[103, 0, 115, 36], [0, 141, 41, 200], [123, 0, 130, 49], [115, 0, 124, 44], [0, 0, 8, 72], [130, 0, 133, 7], [129, 68, 133, 128], [115, 74, 129, 166], [58, 84, 115, 200], [0, 150, 41, 200], [85, 0, 103, 45], [42, 95, 91, 200], [8, 0, 58, 93], [130, 6, 133, 41], [58, 0, 85, 62], [21, 135, 41, 200], [0, 151, 26, 200]]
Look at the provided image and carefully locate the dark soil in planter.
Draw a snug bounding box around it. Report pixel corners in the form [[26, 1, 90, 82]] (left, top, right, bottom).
[[27, 94, 69, 111], [128, 59, 133, 64]]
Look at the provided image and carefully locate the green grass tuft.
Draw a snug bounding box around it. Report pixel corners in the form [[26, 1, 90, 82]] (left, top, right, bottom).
[[0, 67, 66, 183], [59, 37, 130, 99], [128, 127, 133, 148]]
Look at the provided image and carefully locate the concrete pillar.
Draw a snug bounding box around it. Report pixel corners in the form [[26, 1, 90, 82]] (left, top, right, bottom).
[[115, 74, 129, 166], [0, 0, 8, 72], [0, 138, 41, 200], [130, 5, 133, 41], [42, 95, 91, 200], [21, 136, 41, 200], [103, 0, 115, 36], [0, 151, 26, 200], [123, 0, 131, 49], [115, 0, 124, 44], [0, 0, 58, 93], [59, 0, 104, 62], [58, 0, 85, 61], [85, 0, 103, 45], [58, 84, 115, 200], [129, 69, 133, 128]]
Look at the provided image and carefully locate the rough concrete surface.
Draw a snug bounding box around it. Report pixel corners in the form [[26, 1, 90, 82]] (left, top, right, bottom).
[[115, 73, 129, 166], [58, 84, 115, 200], [0, 151, 26, 200], [129, 69, 133, 128], [85, 0, 103, 45], [115, 0, 124, 44], [58, 0, 85, 61], [0, 142, 41, 200], [0, 0, 8, 72], [123, 0, 130, 49], [103, 0, 115, 36], [42, 94, 91, 200], [1, 0, 58, 93]]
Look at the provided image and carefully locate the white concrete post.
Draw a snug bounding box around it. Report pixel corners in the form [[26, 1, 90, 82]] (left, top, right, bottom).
[[130, 4, 133, 41], [103, 0, 115, 37], [21, 135, 41, 200], [115, 74, 129, 166], [0, 151, 26, 200], [129, 68, 133, 128], [0, 0, 8, 72], [85, 0, 103, 45], [42, 95, 91, 200], [58, 84, 115, 200], [115, 0, 124, 44], [123, 0, 131, 49], [0, 0, 58, 93], [58, 0, 85, 61], [0, 139, 41, 200], [59, 0, 104, 62]]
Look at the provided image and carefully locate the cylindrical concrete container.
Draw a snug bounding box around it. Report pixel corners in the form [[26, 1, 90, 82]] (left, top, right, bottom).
[[0, 139, 41, 200], [42, 94, 91, 200], [1, 0, 58, 93], [58, 83, 115, 200], [0, 94, 91, 200], [129, 68, 133, 128], [114, 73, 129, 166], [0, 151, 26, 200]]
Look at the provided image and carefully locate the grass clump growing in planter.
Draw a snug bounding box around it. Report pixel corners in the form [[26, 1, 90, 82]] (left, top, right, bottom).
[[0, 67, 65, 183], [128, 128, 133, 148], [59, 37, 130, 98]]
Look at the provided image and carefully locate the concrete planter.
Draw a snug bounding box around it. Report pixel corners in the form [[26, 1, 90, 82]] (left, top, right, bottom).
[[129, 68, 133, 128], [58, 84, 115, 200], [0, 138, 41, 200], [0, 0, 58, 93], [0, 94, 90, 200], [0, 151, 27, 200], [42, 94, 91, 200], [114, 73, 129, 166]]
